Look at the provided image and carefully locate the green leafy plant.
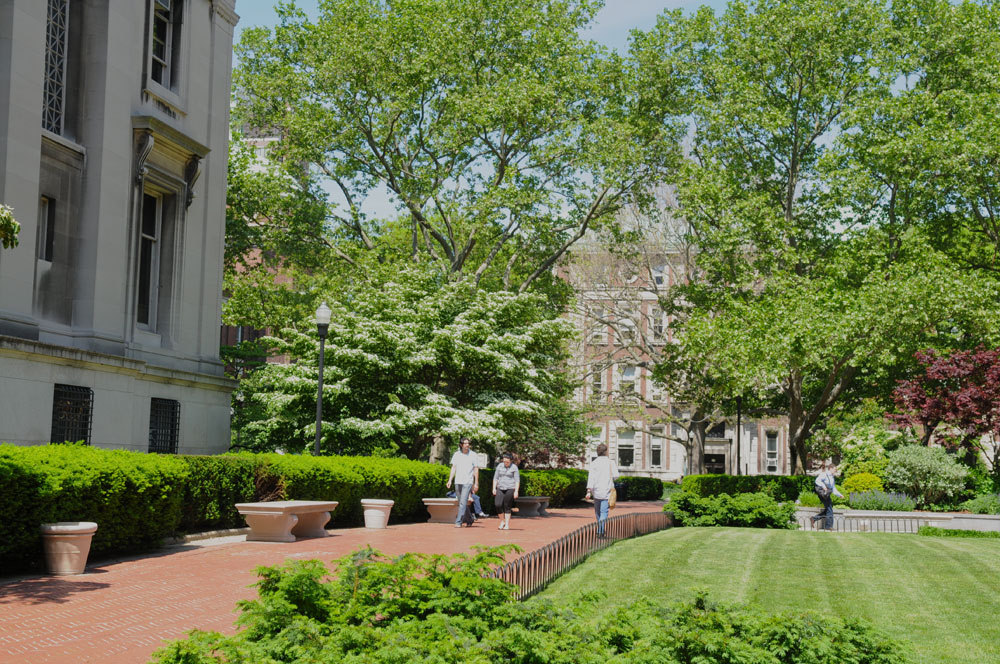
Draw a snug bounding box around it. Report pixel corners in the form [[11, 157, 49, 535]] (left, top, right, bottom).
[[681, 474, 811, 502], [918, 526, 1000, 539], [0, 203, 19, 248], [848, 490, 916, 512], [884, 446, 968, 508], [959, 493, 1000, 515], [617, 476, 665, 500], [667, 491, 797, 528], [843, 472, 885, 496]]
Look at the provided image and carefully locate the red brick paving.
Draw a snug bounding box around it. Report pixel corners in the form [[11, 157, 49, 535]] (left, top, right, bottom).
[[0, 501, 663, 664]]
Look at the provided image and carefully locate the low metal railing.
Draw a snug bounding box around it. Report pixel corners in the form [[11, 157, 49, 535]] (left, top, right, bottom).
[[796, 516, 920, 533], [492, 510, 673, 599]]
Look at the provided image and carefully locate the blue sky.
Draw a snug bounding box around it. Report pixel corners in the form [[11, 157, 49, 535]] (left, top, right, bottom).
[[234, 1, 730, 52]]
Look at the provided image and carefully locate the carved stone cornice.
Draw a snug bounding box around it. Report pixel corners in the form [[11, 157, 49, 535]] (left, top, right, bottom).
[[184, 156, 202, 208], [211, 0, 239, 27]]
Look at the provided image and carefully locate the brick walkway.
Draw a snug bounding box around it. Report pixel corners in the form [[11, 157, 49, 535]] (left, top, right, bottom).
[[0, 501, 663, 664]]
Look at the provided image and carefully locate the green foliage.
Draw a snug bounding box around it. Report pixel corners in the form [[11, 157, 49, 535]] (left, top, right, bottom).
[[519, 468, 587, 507], [153, 549, 907, 664], [918, 526, 1000, 540], [0, 203, 19, 249], [848, 491, 916, 512], [177, 455, 264, 531], [617, 476, 665, 501], [681, 474, 810, 502], [959, 494, 1000, 515], [884, 446, 968, 508], [667, 491, 797, 529], [0, 444, 189, 571], [843, 472, 885, 496]]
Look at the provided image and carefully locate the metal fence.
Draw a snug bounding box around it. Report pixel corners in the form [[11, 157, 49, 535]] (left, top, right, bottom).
[[492, 510, 673, 599], [795, 516, 921, 533]]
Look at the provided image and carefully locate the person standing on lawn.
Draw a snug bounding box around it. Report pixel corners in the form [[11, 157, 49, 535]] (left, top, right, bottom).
[[446, 437, 479, 528], [585, 443, 618, 537], [811, 461, 843, 531], [492, 452, 520, 530]]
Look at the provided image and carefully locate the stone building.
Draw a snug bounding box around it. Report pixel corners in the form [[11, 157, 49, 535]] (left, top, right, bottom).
[[0, 0, 238, 453], [564, 232, 790, 481]]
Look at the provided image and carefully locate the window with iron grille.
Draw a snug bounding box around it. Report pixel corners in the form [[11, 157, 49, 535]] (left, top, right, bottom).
[[42, 0, 69, 134], [149, 398, 180, 453], [50, 383, 93, 444]]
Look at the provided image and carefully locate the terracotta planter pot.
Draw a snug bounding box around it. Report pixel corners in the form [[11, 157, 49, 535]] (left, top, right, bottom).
[[40, 522, 98, 576], [361, 499, 394, 529]]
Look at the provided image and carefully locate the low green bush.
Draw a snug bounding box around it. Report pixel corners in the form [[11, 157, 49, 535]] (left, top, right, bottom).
[[617, 475, 664, 500], [667, 491, 797, 529], [0, 444, 189, 571], [959, 493, 1000, 515], [519, 468, 587, 506], [843, 472, 884, 496], [681, 473, 811, 502], [798, 490, 847, 508], [177, 454, 263, 531], [918, 526, 1000, 539], [151, 549, 908, 664], [884, 445, 967, 508], [848, 490, 916, 511]]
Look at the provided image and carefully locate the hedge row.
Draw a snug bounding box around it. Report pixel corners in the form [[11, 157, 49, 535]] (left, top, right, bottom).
[[617, 476, 665, 500], [0, 445, 594, 573], [681, 473, 813, 502]]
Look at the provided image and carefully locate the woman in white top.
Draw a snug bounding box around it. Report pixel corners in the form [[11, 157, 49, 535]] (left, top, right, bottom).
[[585, 443, 619, 537]]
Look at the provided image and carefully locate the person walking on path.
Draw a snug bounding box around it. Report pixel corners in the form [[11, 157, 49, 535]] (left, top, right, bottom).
[[811, 462, 843, 531], [492, 452, 520, 530], [585, 443, 619, 537], [446, 437, 479, 528]]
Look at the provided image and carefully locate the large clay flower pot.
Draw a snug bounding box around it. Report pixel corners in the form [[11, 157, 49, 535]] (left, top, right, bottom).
[[361, 499, 394, 529], [40, 522, 98, 576]]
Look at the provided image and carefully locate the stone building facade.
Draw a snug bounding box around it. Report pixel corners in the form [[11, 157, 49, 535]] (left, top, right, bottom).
[[0, 0, 238, 453], [565, 242, 790, 481]]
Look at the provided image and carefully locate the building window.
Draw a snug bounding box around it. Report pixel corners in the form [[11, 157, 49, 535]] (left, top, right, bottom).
[[42, 0, 69, 134], [617, 428, 635, 467], [590, 366, 604, 401], [650, 307, 666, 343], [652, 264, 666, 287], [150, 0, 182, 89], [51, 383, 93, 445], [619, 365, 637, 398], [707, 421, 727, 438], [766, 431, 779, 473], [650, 427, 664, 468], [148, 398, 180, 453], [589, 305, 606, 344], [137, 193, 162, 327], [648, 376, 665, 403], [616, 304, 637, 345], [37, 197, 56, 262]]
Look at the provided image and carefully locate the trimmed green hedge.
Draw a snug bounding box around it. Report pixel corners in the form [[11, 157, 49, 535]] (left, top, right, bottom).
[[0, 445, 592, 572], [618, 476, 664, 500], [681, 473, 813, 502], [668, 491, 797, 529], [918, 526, 1000, 539]]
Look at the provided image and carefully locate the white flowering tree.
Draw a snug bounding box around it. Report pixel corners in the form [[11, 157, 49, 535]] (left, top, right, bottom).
[[231, 268, 590, 460], [0, 204, 19, 249]]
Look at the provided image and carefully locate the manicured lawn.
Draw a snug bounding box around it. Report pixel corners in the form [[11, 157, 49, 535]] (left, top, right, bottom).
[[535, 527, 1000, 664]]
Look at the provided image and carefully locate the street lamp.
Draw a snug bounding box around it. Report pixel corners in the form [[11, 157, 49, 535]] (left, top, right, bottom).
[[314, 302, 331, 456]]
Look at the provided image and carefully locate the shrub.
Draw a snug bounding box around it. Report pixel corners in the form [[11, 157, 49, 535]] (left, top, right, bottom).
[[617, 475, 664, 500], [848, 490, 916, 511], [883, 445, 968, 508], [176, 454, 262, 531], [667, 491, 797, 528], [842, 472, 884, 496], [0, 444, 189, 571], [681, 474, 811, 502], [519, 468, 587, 506], [959, 493, 1000, 515], [798, 490, 822, 507], [152, 550, 908, 664], [918, 526, 1000, 539]]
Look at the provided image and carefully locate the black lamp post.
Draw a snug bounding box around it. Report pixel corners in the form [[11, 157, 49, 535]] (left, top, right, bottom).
[[314, 302, 331, 456], [735, 395, 742, 475]]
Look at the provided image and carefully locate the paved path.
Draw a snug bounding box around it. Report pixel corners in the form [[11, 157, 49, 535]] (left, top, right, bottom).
[[0, 501, 664, 664]]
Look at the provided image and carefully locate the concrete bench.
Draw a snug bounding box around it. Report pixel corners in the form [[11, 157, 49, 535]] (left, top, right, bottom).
[[235, 500, 339, 542], [422, 497, 460, 523], [515, 496, 550, 517]]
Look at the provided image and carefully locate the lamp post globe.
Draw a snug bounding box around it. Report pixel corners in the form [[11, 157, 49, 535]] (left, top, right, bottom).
[[314, 302, 331, 456]]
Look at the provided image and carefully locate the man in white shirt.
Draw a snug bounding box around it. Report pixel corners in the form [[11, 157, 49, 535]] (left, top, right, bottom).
[[446, 437, 479, 528], [585, 443, 619, 537]]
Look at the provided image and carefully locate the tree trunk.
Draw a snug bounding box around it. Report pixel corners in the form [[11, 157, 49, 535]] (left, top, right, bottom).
[[428, 435, 449, 465], [787, 386, 809, 475], [689, 416, 707, 475]]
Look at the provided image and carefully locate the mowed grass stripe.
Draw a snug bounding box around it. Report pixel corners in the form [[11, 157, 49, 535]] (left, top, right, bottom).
[[534, 528, 1000, 664]]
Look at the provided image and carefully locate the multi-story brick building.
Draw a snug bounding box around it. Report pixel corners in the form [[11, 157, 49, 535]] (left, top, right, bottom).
[[564, 233, 790, 480]]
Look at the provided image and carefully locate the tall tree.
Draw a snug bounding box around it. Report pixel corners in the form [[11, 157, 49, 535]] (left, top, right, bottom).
[[233, 0, 683, 292], [636, 0, 1000, 472]]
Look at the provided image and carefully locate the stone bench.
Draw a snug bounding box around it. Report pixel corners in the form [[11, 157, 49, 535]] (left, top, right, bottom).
[[235, 500, 339, 542], [423, 497, 460, 523], [514, 496, 550, 517]]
